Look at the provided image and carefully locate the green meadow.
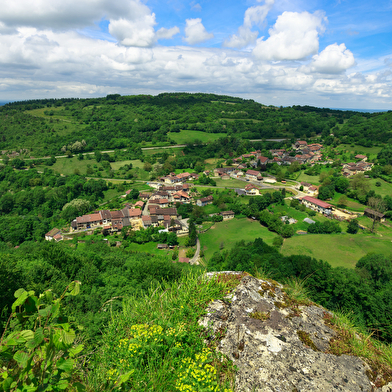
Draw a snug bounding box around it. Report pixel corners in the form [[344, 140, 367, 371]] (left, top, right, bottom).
[[281, 233, 392, 269], [199, 217, 278, 261], [168, 130, 227, 144]]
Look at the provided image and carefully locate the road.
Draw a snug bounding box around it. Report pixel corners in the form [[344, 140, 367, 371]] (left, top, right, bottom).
[[190, 237, 200, 265]]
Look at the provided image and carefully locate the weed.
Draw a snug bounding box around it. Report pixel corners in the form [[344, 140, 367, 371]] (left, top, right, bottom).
[[249, 311, 270, 321]]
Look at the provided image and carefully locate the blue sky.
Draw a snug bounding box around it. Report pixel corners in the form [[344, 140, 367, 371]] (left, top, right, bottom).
[[0, 0, 391, 109]]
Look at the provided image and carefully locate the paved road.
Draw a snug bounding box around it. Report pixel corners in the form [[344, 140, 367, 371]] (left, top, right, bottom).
[[190, 237, 200, 265]]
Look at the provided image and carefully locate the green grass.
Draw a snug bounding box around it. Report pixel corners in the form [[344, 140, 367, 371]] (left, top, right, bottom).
[[281, 233, 392, 268], [36, 157, 99, 176], [337, 144, 383, 156], [199, 217, 278, 261], [213, 178, 247, 188], [125, 242, 173, 256], [88, 273, 238, 391], [110, 159, 144, 171], [369, 178, 392, 198], [329, 193, 367, 212], [168, 130, 227, 144]]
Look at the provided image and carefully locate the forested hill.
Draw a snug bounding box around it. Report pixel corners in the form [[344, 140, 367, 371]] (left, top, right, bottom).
[[0, 92, 390, 157]]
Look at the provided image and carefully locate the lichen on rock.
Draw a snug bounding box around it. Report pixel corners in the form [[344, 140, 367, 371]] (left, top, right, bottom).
[[200, 273, 387, 392]]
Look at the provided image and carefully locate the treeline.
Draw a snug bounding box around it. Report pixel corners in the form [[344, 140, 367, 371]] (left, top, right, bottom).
[[0, 166, 108, 245], [208, 238, 392, 343], [0, 241, 193, 343]]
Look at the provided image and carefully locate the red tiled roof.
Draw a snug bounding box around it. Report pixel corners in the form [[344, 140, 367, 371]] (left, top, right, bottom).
[[302, 196, 332, 209], [129, 209, 142, 217], [246, 170, 260, 176]]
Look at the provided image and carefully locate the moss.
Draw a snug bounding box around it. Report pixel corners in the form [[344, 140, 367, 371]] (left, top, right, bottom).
[[274, 301, 289, 309], [297, 330, 320, 352], [249, 311, 270, 321]]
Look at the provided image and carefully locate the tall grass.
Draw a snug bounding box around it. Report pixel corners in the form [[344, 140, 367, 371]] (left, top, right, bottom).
[[87, 273, 240, 391]]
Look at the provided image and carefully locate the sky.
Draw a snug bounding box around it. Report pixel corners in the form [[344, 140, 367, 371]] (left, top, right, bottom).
[[0, 0, 391, 109]]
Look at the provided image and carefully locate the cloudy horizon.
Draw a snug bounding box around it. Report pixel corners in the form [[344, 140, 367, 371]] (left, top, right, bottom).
[[0, 0, 391, 110]]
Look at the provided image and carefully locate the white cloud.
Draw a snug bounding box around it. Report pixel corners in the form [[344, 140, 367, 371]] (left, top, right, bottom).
[[253, 11, 327, 60], [108, 15, 157, 47], [191, 3, 202, 12], [0, 0, 152, 30], [0, 16, 390, 110], [308, 43, 356, 74], [184, 18, 214, 45], [156, 26, 180, 40], [224, 0, 274, 49]]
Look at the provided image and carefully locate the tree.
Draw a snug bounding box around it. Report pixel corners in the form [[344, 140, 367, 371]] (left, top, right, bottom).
[[350, 173, 370, 195], [337, 195, 348, 208], [347, 219, 359, 234], [334, 177, 350, 194]]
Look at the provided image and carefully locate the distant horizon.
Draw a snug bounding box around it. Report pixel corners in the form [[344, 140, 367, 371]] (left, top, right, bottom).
[[0, 96, 389, 114]]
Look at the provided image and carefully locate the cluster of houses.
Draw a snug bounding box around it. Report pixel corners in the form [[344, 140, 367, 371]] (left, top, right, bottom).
[[158, 171, 200, 184], [296, 182, 318, 197], [342, 155, 373, 176], [45, 179, 237, 242]]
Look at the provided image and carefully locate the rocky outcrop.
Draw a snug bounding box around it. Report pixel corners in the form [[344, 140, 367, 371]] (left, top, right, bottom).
[[200, 272, 392, 392]]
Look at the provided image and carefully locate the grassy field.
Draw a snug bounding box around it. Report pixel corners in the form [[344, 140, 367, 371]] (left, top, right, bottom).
[[168, 130, 227, 144], [110, 159, 144, 170], [281, 233, 392, 269], [328, 192, 367, 212], [213, 178, 247, 188], [337, 144, 383, 156], [199, 217, 278, 261], [369, 178, 392, 198], [125, 242, 174, 256], [36, 156, 98, 176]]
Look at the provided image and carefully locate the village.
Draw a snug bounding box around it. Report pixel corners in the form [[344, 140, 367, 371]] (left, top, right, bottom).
[[45, 140, 386, 244]]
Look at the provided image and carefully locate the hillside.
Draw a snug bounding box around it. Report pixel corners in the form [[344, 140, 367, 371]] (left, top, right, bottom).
[[0, 92, 382, 157]]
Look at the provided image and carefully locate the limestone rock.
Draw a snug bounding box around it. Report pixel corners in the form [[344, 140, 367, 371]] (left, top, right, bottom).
[[200, 273, 381, 392]]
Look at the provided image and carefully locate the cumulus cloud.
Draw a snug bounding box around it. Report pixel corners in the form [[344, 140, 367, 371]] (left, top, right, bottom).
[[253, 11, 327, 60], [108, 15, 157, 47], [0, 0, 134, 29], [184, 18, 214, 45], [224, 0, 274, 49], [156, 26, 180, 40], [0, 0, 179, 48], [308, 43, 355, 74]]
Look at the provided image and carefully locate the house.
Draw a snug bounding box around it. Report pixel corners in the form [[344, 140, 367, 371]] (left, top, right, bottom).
[[176, 172, 191, 181], [355, 154, 367, 161], [196, 195, 214, 207], [245, 184, 261, 195], [45, 227, 61, 241], [301, 196, 333, 215], [257, 156, 269, 169], [157, 244, 168, 249], [364, 208, 385, 222], [142, 215, 152, 228], [178, 257, 190, 263], [150, 207, 178, 218], [295, 141, 307, 149], [245, 169, 261, 181], [134, 201, 144, 208], [221, 211, 235, 220], [128, 209, 142, 220], [214, 167, 234, 176], [230, 170, 244, 179], [308, 186, 318, 196]]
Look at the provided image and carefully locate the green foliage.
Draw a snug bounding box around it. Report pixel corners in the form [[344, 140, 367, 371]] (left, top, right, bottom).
[[307, 220, 341, 234], [0, 282, 86, 392], [347, 219, 359, 234], [89, 273, 236, 391]]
